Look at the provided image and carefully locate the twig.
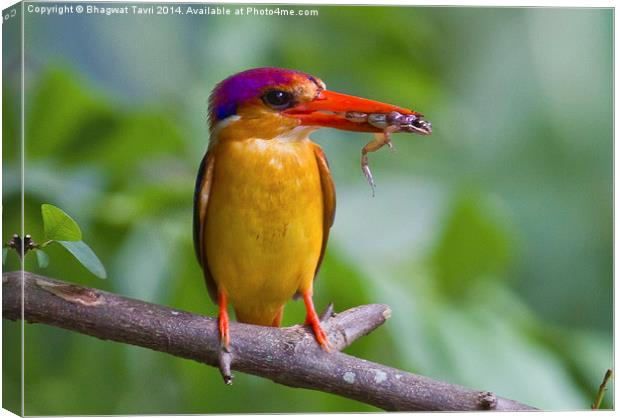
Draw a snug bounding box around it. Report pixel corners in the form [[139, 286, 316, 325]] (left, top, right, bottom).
[[3, 271, 537, 411], [4, 233, 37, 258], [592, 369, 613, 409]]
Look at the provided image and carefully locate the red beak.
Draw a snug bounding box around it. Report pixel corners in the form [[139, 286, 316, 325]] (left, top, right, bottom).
[[283, 90, 431, 135]]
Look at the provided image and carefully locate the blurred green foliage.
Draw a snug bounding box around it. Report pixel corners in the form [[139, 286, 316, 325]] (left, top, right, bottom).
[[2, 5, 613, 414], [432, 191, 515, 297]]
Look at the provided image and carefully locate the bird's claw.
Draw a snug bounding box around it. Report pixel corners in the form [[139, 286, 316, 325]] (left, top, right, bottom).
[[218, 324, 233, 384], [218, 347, 234, 384], [311, 321, 332, 352]]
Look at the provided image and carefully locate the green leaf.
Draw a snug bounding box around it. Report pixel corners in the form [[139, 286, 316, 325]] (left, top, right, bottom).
[[41, 204, 82, 241], [35, 249, 50, 268], [57, 240, 106, 279], [2, 247, 8, 265]]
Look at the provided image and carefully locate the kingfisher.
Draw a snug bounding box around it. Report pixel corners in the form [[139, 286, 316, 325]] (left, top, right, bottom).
[[194, 68, 431, 373]]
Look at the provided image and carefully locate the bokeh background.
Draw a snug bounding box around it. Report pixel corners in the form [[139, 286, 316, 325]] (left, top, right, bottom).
[[2, 4, 613, 413]]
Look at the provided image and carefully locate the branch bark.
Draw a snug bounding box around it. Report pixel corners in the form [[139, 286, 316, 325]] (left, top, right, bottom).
[[2, 271, 536, 411]]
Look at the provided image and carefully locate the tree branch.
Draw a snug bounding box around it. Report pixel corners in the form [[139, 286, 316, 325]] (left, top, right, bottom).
[[2, 271, 536, 411]]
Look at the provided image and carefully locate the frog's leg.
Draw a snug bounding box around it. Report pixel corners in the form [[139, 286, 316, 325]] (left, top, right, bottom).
[[361, 126, 399, 196], [383, 125, 399, 151], [361, 137, 382, 195]]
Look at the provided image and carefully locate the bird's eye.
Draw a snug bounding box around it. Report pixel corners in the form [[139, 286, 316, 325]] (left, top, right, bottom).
[[262, 90, 295, 110]]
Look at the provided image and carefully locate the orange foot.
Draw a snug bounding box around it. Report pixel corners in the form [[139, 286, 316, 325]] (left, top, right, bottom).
[[217, 292, 233, 384], [302, 290, 331, 351], [218, 292, 230, 350]]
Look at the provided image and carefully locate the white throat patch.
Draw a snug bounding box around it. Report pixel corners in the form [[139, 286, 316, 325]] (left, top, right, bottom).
[[211, 115, 241, 138], [273, 126, 318, 142]]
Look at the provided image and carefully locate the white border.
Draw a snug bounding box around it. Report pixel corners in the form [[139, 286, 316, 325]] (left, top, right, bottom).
[[0, 1, 615, 418]]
